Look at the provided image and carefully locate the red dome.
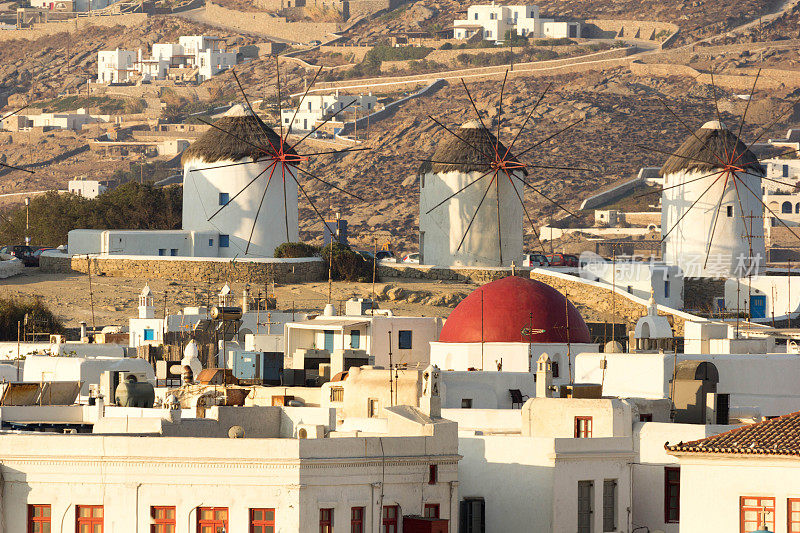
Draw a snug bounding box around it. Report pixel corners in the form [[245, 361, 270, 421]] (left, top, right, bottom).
[[439, 277, 591, 344]]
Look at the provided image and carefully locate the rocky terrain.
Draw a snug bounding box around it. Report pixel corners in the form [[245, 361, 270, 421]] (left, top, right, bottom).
[[343, 0, 782, 45], [0, 17, 250, 105]]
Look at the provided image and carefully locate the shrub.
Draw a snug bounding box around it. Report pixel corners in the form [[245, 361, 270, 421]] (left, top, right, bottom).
[[0, 297, 64, 341], [274, 242, 320, 258], [440, 42, 453, 50], [321, 242, 371, 282]]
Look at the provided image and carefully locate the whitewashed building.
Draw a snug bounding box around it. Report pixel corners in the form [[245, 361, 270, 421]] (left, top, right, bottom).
[[97, 36, 236, 84], [453, 4, 581, 41], [667, 412, 800, 533], [281, 93, 378, 133], [285, 299, 443, 372], [96, 49, 137, 84], [68, 177, 110, 199], [579, 253, 684, 308], [0, 402, 459, 532]]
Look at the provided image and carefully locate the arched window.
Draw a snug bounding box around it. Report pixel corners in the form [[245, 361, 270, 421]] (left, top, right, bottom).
[[795, 203, 799, 214], [782, 201, 792, 214]]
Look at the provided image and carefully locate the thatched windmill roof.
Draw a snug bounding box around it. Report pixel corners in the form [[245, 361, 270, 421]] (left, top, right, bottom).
[[660, 121, 764, 177], [418, 120, 528, 176], [181, 104, 295, 166]]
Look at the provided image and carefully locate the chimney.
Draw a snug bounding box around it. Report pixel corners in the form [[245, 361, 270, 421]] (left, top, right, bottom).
[[536, 352, 553, 398], [242, 288, 250, 313], [80, 321, 87, 341]]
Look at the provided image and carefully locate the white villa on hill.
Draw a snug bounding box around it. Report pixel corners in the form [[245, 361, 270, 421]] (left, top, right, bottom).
[[453, 3, 581, 41], [98, 36, 236, 84]]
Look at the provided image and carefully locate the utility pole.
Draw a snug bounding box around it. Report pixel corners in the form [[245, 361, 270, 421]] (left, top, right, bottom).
[[24, 197, 30, 245]]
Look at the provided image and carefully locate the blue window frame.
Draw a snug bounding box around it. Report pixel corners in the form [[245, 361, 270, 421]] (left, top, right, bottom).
[[143, 329, 155, 341], [664, 280, 670, 299], [158, 248, 166, 256], [208, 238, 214, 247], [398, 330, 412, 349], [324, 331, 334, 352], [219, 192, 229, 205], [219, 234, 230, 248], [350, 330, 360, 349]]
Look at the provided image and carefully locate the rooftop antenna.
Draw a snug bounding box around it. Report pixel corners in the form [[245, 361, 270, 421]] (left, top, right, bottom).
[[86, 254, 96, 334], [565, 288, 572, 386], [419, 72, 595, 264], [194, 62, 373, 254]]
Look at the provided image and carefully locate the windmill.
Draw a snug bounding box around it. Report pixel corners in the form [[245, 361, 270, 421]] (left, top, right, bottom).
[[418, 73, 593, 267], [637, 69, 800, 278], [181, 58, 369, 257]]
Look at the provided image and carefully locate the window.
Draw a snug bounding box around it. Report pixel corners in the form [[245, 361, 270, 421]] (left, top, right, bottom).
[[728, 205, 734, 217], [783, 201, 793, 214], [552, 361, 560, 378], [158, 248, 166, 256], [460, 498, 485, 532], [143, 328, 155, 341], [218, 192, 229, 205], [368, 398, 379, 418], [398, 330, 412, 349], [664, 467, 680, 523], [330, 386, 344, 402], [578, 481, 594, 533], [639, 413, 653, 422], [250, 508, 275, 533], [197, 507, 228, 533], [351, 507, 364, 533], [170, 249, 178, 256], [789, 499, 800, 533], [208, 238, 214, 247], [664, 280, 670, 299], [28, 504, 50, 533], [76, 505, 103, 533], [429, 464, 438, 485], [741, 497, 775, 533], [603, 480, 617, 532], [320, 509, 333, 533], [219, 234, 230, 248], [151, 506, 176, 533], [383, 506, 399, 533], [461, 398, 473, 408], [424, 504, 440, 518], [575, 416, 593, 438], [350, 330, 360, 349]]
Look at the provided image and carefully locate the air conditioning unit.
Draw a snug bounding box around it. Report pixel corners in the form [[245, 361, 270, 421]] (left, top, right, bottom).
[[50, 335, 64, 344]]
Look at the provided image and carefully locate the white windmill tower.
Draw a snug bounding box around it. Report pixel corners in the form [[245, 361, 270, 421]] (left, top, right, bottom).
[[419, 121, 525, 267], [181, 104, 299, 258], [661, 120, 765, 278]]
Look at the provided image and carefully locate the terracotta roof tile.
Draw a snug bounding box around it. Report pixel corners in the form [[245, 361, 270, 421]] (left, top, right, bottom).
[[666, 411, 800, 457]]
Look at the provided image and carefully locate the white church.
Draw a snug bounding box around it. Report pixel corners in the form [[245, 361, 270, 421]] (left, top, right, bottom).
[[68, 106, 298, 258]]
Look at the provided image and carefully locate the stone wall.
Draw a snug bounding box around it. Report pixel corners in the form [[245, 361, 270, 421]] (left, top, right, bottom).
[[583, 19, 679, 44], [683, 277, 725, 311], [630, 62, 800, 90], [204, 1, 340, 40], [378, 263, 533, 283], [40, 254, 325, 283], [0, 13, 147, 41]]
